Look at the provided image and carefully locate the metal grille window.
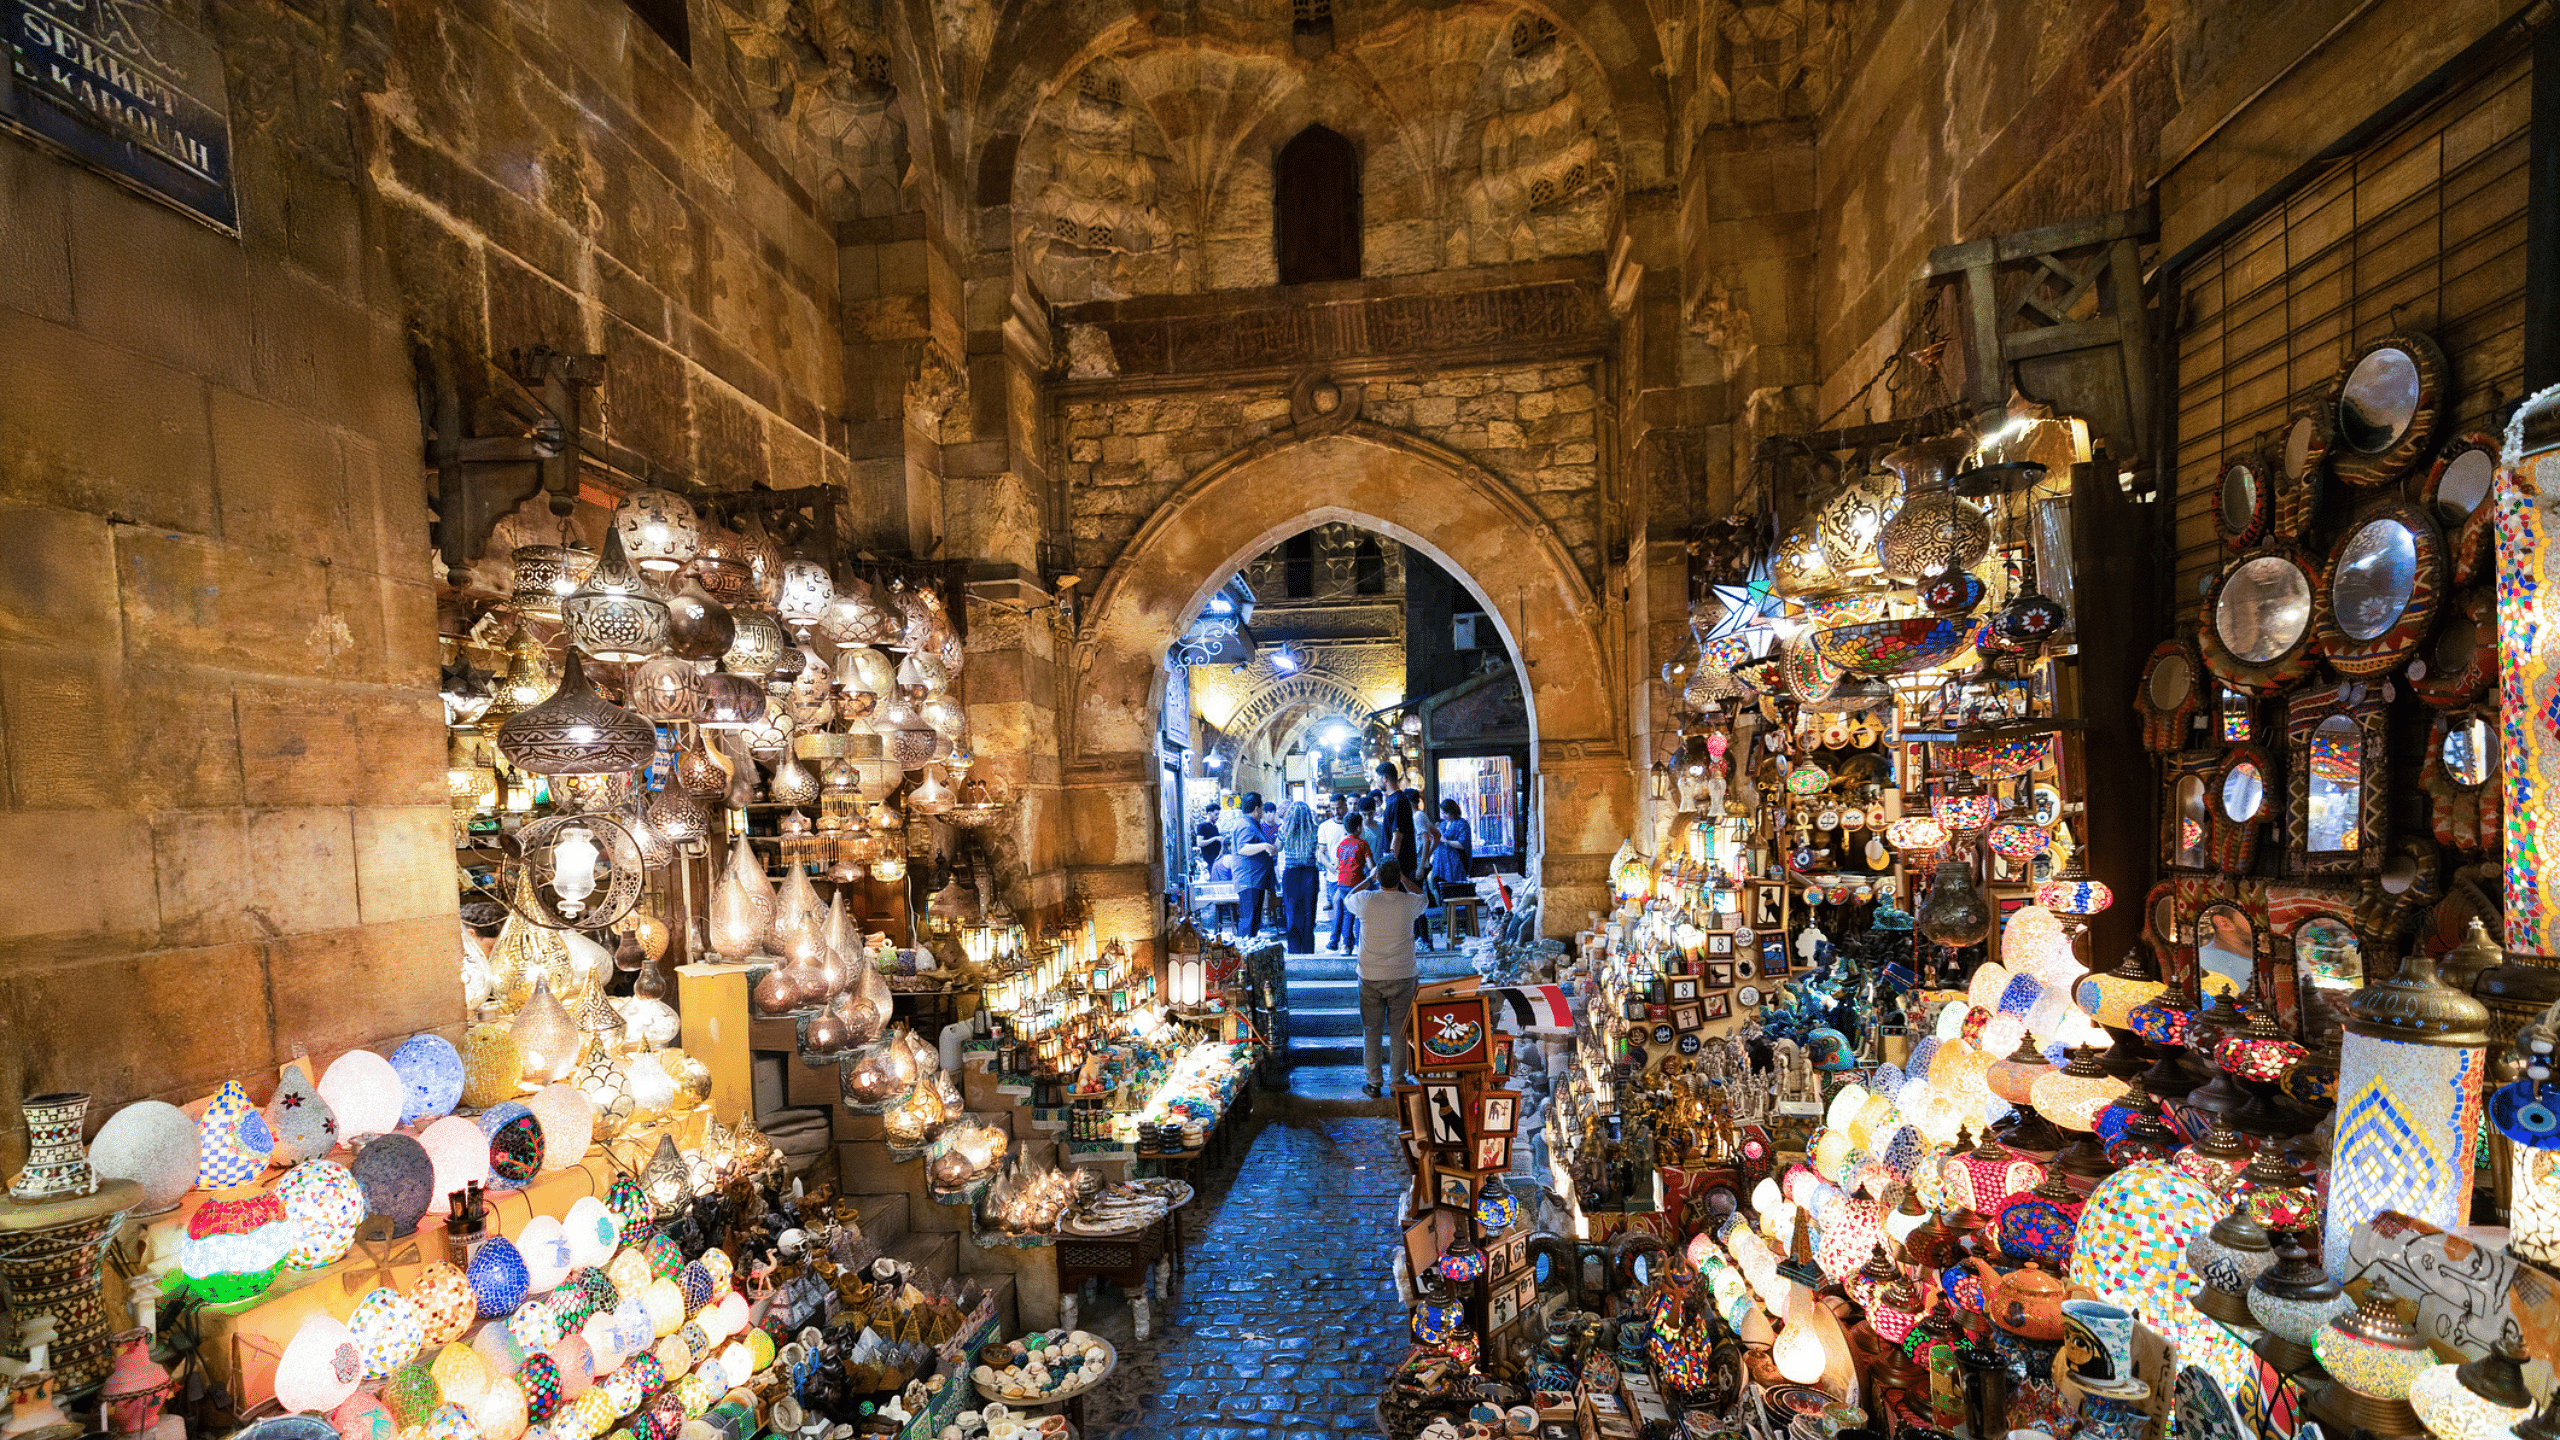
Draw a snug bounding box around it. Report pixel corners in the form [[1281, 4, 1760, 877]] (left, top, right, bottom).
[[2168, 50, 2531, 619]]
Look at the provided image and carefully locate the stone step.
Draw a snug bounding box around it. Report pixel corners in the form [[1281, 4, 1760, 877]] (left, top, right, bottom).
[[852, 1190, 910, 1249], [1288, 1006, 1366, 1037], [1282, 952, 1477, 983], [1285, 1036, 1366, 1065], [888, 1227, 958, 1282]]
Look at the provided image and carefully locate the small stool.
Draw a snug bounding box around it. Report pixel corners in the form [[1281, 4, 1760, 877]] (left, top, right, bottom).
[[1444, 896, 1481, 941]]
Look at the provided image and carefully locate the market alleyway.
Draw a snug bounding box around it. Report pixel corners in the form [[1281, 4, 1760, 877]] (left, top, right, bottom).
[[1072, 1114, 1412, 1440]]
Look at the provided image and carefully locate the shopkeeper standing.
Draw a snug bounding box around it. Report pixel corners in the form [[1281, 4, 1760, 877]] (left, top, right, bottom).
[[1227, 793, 1277, 938], [1346, 857, 1428, 1100]]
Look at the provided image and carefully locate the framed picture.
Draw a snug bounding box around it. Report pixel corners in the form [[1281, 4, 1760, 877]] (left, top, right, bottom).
[[1762, 937, 1790, 975], [1490, 1035, 1515, 1077], [1707, 932, 1734, 956], [1402, 1215, 1441, 1277], [1478, 1092, 1518, 1135], [1396, 1085, 1427, 1138], [1490, 1284, 1519, 1331], [1423, 1082, 1468, 1145], [1752, 883, 1786, 931], [1436, 1169, 1477, 1210], [1671, 1003, 1703, 1032], [1706, 961, 1733, 989], [1509, 1274, 1536, 1320], [1668, 978, 1699, 1002], [1412, 993, 1494, 1069], [1475, 1135, 1511, 1171], [1702, 992, 1731, 1021], [1505, 1233, 1529, 1275], [1621, 995, 1650, 1022]]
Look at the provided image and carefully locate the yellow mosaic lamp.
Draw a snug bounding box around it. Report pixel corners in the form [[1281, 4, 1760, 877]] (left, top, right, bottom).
[[2312, 1280, 2432, 1434], [2030, 1047, 2128, 1132], [2407, 1339, 2534, 1440], [2322, 941, 2489, 1278]]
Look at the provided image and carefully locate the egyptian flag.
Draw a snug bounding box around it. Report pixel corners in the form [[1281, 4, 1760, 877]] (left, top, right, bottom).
[[1500, 984, 1575, 1034]]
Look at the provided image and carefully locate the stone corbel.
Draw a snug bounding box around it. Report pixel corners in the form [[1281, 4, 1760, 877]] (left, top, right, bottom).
[[428, 345, 605, 589]]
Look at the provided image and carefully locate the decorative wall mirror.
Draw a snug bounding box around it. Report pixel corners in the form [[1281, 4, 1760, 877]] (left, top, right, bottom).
[[2199, 549, 2320, 694], [2192, 900, 2259, 999], [2310, 497, 2446, 675], [2327, 332, 2448, 486], [2424, 433, 2499, 587], [2286, 683, 2388, 875], [2164, 752, 2218, 872], [2290, 913, 2362, 1042], [2276, 395, 2333, 535], [2135, 639, 2204, 752], [2145, 881, 2182, 954], [2208, 744, 2277, 873], [2409, 587, 2496, 707], [2216, 450, 2273, 550], [2420, 708, 2501, 854]]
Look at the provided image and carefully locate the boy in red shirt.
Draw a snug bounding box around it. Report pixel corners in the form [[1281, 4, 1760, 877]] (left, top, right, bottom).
[[1326, 795, 1375, 952]]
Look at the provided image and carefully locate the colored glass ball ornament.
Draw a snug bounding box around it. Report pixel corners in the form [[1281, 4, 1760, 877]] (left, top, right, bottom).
[[677, 1260, 714, 1314], [263, 1064, 339, 1165], [508, 1295, 565, 1353], [416, 1402, 481, 1440], [642, 1233, 683, 1281], [469, 1236, 532, 1318], [470, 1375, 529, 1440], [641, 1277, 686, 1336], [429, 1342, 491, 1409], [381, 1364, 441, 1428], [606, 1247, 652, 1298], [89, 1100, 201, 1212], [319, 1049, 409, 1139], [523, 1084, 594, 1172], [418, 1115, 493, 1200], [276, 1158, 366, 1268], [460, 1025, 525, 1109], [605, 1173, 653, 1235], [695, 1249, 731, 1293], [471, 1320, 529, 1378], [195, 1080, 273, 1189], [520, 1354, 562, 1423], [182, 1191, 293, 1302], [563, 1196, 622, 1268], [547, 1338, 595, 1399], [410, 1261, 478, 1344], [517, 1215, 575, 1294], [348, 1286, 428, 1378], [393, 1035, 467, 1125], [330, 1391, 395, 1440], [276, 1313, 366, 1413], [478, 1103, 545, 1190]]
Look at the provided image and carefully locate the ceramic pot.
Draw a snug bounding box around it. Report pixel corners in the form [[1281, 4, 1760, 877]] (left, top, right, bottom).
[[11, 1092, 94, 1200]]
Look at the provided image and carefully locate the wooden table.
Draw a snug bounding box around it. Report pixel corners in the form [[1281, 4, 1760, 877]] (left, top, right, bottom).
[[1054, 1223, 1169, 1339]]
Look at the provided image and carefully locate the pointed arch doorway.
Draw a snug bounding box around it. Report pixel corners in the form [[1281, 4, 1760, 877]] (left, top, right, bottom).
[[1059, 425, 1630, 949]]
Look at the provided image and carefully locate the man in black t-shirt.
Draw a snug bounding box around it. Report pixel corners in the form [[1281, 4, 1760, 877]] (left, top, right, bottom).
[[1194, 801, 1224, 867], [1374, 762, 1432, 948]]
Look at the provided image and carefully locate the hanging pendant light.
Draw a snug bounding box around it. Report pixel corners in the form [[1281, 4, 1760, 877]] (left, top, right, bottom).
[[562, 527, 670, 663], [626, 655, 705, 722], [1916, 857, 1992, 946], [768, 749, 822, 807], [498, 650, 658, 776], [1877, 437, 1993, 581], [688, 527, 757, 606], [769, 866, 826, 967], [675, 734, 728, 798], [662, 572, 735, 661], [612, 488, 700, 575], [510, 540, 597, 622], [776, 560, 835, 633], [707, 842, 774, 961], [721, 608, 785, 676], [512, 975, 583, 1085]]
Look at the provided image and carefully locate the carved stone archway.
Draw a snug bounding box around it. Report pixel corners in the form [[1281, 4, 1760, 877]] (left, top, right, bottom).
[[1059, 425, 1630, 944]]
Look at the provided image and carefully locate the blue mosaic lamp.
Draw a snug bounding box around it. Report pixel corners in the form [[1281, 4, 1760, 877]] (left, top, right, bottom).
[[2321, 940, 2490, 1278]]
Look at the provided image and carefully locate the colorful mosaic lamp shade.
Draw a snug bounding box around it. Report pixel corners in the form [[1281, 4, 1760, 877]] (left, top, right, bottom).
[[2314, 1281, 2433, 1432], [2037, 878, 2113, 916], [2321, 946, 2490, 1279], [2407, 1340, 2536, 1440]]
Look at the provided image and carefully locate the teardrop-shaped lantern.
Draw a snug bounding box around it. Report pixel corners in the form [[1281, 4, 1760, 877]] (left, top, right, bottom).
[[561, 528, 669, 663], [769, 750, 821, 807], [663, 573, 735, 661]]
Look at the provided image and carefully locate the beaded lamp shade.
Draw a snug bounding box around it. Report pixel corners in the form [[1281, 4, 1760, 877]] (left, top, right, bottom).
[[1931, 782, 1999, 834], [2038, 878, 2115, 915]]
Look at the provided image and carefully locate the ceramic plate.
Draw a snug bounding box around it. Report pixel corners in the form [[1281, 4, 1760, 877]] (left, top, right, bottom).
[[2175, 1363, 2241, 1440], [1737, 985, 1762, 1008]]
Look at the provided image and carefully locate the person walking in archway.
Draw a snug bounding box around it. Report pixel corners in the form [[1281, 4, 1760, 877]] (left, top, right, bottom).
[[1277, 799, 1322, 953], [1377, 761, 1434, 949], [1327, 795, 1373, 952], [1315, 794, 1349, 942], [1228, 792, 1276, 939], [1345, 857, 1427, 1099]]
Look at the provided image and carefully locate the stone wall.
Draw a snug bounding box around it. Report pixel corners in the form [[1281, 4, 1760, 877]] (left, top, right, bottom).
[[0, 0, 449, 1166], [1058, 362, 1606, 589]]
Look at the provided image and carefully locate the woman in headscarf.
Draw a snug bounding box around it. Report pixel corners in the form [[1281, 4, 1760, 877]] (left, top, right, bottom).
[[1278, 799, 1323, 953]]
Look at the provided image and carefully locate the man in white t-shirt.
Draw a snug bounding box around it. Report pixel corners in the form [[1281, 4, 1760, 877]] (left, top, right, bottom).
[[1345, 858, 1428, 1099], [1314, 796, 1349, 948]]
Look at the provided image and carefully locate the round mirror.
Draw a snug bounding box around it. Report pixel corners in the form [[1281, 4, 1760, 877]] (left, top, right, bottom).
[[2148, 651, 2193, 709], [2175, 775, 2208, 867], [2307, 713, 2362, 852], [2222, 761, 2264, 822], [2332, 519, 2420, 641], [2339, 346, 2422, 452], [2295, 916, 2362, 1038], [2285, 414, 2321, 480], [2435, 448, 2494, 519], [2221, 464, 2258, 536], [2432, 616, 2478, 678], [2445, 714, 2492, 787], [2217, 556, 2313, 663], [2195, 902, 2255, 997]]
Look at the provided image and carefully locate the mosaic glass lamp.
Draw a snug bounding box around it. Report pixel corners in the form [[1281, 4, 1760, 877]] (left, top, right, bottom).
[[2077, 947, 2167, 1031], [2314, 1280, 2432, 1433], [2247, 1227, 2347, 1375], [2408, 1339, 2534, 1440], [2185, 1207, 2273, 1326], [2037, 876, 2114, 916], [2032, 1048, 2128, 1132], [2323, 942, 2490, 1277]]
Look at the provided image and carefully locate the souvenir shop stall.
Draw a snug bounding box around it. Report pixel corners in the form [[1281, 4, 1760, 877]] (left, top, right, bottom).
[[1364, 399, 2560, 1440]]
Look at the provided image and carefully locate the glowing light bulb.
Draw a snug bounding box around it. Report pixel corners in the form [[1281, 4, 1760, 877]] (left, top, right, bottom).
[[1774, 1289, 1825, 1383], [551, 827, 600, 917]]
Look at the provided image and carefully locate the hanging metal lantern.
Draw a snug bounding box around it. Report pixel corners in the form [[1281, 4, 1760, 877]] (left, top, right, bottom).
[[501, 814, 646, 929], [498, 651, 658, 776], [561, 528, 670, 663]]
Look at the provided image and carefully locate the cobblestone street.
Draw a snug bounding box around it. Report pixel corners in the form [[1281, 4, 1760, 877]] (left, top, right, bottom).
[[1072, 1114, 1409, 1440]]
